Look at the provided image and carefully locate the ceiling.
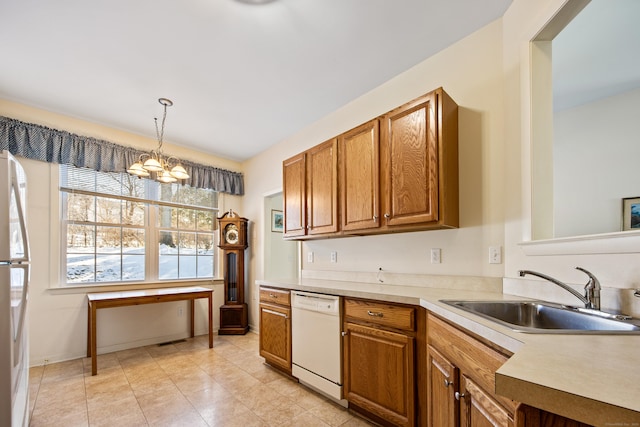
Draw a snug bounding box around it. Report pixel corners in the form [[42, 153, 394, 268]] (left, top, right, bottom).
[[0, 0, 513, 162]]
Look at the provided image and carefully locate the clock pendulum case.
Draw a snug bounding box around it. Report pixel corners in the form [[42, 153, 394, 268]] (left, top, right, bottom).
[[217, 210, 249, 335]]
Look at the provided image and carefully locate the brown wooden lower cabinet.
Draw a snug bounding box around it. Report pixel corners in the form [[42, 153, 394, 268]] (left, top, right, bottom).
[[427, 311, 592, 427], [343, 298, 426, 426], [343, 322, 414, 426], [258, 287, 292, 375], [257, 290, 597, 426]]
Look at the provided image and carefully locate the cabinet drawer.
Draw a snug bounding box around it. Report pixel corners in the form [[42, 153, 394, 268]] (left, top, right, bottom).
[[259, 287, 291, 306], [345, 298, 415, 331]]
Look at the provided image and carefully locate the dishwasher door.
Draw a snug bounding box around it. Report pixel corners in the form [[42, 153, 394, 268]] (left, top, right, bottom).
[[291, 291, 342, 385]]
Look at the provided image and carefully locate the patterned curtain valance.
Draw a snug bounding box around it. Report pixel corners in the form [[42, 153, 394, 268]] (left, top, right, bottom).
[[0, 115, 244, 195]]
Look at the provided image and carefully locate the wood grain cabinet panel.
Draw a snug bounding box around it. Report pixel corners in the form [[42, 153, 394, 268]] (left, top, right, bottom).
[[379, 88, 458, 231], [259, 287, 292, 374], [344, 298, 415, 331], [343, 322, 415, 427], [282, 153, 306, 237], [461, 374, 514, 427], [306, 139, 339, 235], [427, 345, 459, 427], [339, 119, 381, 232]]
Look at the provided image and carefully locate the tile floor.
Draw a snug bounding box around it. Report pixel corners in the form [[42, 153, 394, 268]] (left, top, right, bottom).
[[28, 333, 375, 426]]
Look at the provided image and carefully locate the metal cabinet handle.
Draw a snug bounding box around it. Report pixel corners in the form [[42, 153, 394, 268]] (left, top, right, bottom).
[[454, 392, 465, 400], [367, 310, 384, 317], [444, 379, 452, 387], [263, 308, 288, 319], [373, 215, 378, 221], [269, 293, 277, 298], [341, 331, 348, 336], [384, 213, 390, 219]]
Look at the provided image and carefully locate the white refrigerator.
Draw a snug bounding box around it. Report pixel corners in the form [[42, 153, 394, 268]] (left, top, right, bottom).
[[0, 151, 30, 427]]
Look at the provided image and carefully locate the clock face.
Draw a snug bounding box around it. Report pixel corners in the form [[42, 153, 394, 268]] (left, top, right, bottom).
[[225, 224, 239, 245]]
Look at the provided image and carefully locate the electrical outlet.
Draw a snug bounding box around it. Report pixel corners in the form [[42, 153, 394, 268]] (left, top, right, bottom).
[[330, 251, 337, 263], [489, 246, 502, 264], [178, 307, 184, 317], [307, 251, 314, 263], [430, 248, 441, 264]]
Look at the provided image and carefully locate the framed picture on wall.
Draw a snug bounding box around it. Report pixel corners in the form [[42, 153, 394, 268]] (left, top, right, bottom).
[[622, 197, 640, 231], [271, 209, 284, 232]]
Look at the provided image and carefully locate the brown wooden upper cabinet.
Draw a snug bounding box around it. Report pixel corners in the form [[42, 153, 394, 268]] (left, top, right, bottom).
[[283, 139, 338, 238], [283, 87, 458, 240]]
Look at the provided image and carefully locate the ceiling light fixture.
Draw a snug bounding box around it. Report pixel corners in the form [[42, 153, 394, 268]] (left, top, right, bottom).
[[127, 98, 189, 183]]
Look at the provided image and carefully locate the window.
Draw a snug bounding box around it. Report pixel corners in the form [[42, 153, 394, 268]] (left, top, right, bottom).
[[60, 165, 218, 285]]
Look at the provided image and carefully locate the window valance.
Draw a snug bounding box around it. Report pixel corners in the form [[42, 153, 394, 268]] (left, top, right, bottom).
[[0, 115, 244, 195]]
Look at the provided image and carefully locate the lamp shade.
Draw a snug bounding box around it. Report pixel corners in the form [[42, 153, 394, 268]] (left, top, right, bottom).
[[157, 170, 177, 183], [143, 157, 163, 172], [170, 165, 189, 180], [127, 162, 150, 177]]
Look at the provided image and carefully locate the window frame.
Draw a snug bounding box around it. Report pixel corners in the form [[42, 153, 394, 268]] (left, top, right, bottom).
[[59, 166, 219, 287]]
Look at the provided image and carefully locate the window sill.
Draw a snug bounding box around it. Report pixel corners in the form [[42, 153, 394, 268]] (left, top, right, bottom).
[[47, 278, 224, 295]]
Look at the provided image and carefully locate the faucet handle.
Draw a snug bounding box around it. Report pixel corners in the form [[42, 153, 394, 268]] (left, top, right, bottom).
[[575, 267, 600, 288], [575, 267, 601, 310], [634, 289, 640, 298]]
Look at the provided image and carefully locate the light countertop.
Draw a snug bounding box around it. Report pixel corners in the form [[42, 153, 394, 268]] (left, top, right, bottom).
[[257, 278, 640, 426]]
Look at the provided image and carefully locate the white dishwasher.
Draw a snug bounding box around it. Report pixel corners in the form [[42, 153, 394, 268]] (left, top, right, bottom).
[[291, 291, 346, 406]]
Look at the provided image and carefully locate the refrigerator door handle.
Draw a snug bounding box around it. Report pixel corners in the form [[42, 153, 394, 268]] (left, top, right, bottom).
[[9, 160, 29, 263], [11, 264, 29, 365]]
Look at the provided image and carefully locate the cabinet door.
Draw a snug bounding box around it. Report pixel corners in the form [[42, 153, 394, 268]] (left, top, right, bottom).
[[283, 152, 306, 237], [259, 303, 291, 373], [339, 120, 380, 231], [427, 345, 459, 427], [343, 322, 414, 426], [306, 139, 338, 235], [381, 92, 439, 226], [460, 374, 514, 427]]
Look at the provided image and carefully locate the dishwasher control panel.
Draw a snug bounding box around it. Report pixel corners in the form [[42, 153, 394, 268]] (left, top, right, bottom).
[[292, 291, 340, 315]]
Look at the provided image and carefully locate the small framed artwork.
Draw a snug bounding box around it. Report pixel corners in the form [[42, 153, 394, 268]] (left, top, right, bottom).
[[622, 197, 640, 231], [271, 210, 284, 232]]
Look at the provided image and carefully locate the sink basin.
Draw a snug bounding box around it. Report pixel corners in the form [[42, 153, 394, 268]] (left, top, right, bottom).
[[440, 300, 640, 334]]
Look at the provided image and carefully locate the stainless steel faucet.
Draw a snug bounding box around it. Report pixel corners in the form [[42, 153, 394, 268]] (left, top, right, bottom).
[[518, 267, 601, 310]]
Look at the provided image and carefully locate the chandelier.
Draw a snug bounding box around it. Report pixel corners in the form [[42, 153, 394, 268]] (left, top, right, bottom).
[[127, 98, 189, 183]]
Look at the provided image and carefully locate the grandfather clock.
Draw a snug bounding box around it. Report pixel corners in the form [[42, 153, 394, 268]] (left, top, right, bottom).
[[218, 210, 249, 335]]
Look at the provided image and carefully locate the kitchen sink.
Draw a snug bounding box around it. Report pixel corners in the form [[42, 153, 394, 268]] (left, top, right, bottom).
[[440, 300, 640, 334]]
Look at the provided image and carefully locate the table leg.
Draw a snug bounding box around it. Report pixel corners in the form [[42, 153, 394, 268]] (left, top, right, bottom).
[[91, 302, 97, 376], [189, 299, 195, 338], [87, 300, 91, 357], [208, 293, 213, 348]]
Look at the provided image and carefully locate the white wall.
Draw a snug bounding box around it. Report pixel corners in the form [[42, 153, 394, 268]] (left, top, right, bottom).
[[0, 99, 243, 365], [263, 193, 298, 282], [554, 87, 640, 237]]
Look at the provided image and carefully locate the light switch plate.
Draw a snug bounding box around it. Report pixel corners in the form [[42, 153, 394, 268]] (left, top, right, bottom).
[[430, 248, 441, 264], [489, 246, 502, 264]]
